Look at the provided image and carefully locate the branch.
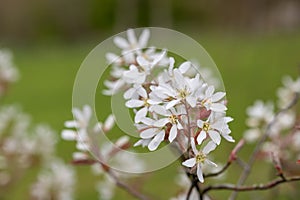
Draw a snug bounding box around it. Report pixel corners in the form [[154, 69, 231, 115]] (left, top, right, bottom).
[[204, 139, 245, 178], [230, 93, 300, 200], [202, 175, 300, 194], [107, 170, 150, 200]]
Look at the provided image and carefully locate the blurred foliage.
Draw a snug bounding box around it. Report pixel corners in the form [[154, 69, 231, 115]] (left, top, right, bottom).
[[1, 0, 300, 43]]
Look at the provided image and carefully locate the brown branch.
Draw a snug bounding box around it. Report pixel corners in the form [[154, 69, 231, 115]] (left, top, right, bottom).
[[107, 170, 150, 200], [229, 92, 300, 200], [204, 139, 245, 178], [202, 175, 300, 194]]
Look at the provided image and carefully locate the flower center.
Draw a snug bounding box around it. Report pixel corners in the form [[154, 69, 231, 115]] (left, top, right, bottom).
[[142, 98, 150, 107], [178, 88, 189, 99], [168, 115, 178, 124], [196, 152, 206, 163], [202, 122, 210, 132]]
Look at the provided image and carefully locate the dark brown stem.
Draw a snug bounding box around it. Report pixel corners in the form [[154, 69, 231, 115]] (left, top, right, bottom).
[[202, 175, 300, 194]]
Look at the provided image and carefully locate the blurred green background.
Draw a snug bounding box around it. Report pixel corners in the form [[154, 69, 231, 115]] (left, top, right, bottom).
[[1, 0, 300, 199]]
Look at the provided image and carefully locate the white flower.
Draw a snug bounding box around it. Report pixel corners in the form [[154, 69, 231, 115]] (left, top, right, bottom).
[[182, 139, 217, 183], [277, 76, 300, 108], [114, 29, 150, 53], [61, 105, 93, 152], [135, 117, 165, 151], [125, 86, 160, 123], [122, 51, 165, 84], [31, 160, 75, 200], [243, 128, 261, 143], [152, 105, 184, 142], [96, 174, 115, 200], [0, 49, 19, 96], [246, 100, 274, 127], [199, 85, 227, 112], [197, 114, 234, 145]]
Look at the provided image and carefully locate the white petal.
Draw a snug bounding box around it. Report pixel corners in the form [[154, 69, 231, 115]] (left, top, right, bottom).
[[138, 29, 150, 48], [182, 158, 196, 167], [203, 141, 217, 154], [114, 36, 129, 49], [211, 92, 226, 102], [148, 130, 165, 151], [197, 164, 204, 183], [125, 99, 144, 108], [137, 87, 148, 99], [197, 130, 206, 145], [135, 107, 148, 123], [137, 55, 149, 66], [197, 120, 204, 128], [211, 103, 227, 112], [140, 128, 157, 139], [153, 118, 169, 127], [178, 61, 191, 74], [152, 105, 167, 116], [205, 86, 215, 97], [206, 159, 218, 167], [76, 142, 89, 151], [104, 114, 115, 131], [208, 130, 221, 145], [177, 121, 183, 129], [222, 134, 235, 142], [186, 96, 197, 108], [166, 99, 181, 109], [190, 138, 198, 155], [168, 125, 178, 142], [127, 29, 137, 45], [61, 130, 77, 140], [64, 120, 78, 128], [83, 105, 92, 120]]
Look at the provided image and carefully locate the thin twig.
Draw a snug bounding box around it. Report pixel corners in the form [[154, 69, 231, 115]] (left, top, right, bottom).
[[204, 161, 231, 178], [107, 170, 150, 200], [202, 175, 300, 194], [229, 93, 299, 200]]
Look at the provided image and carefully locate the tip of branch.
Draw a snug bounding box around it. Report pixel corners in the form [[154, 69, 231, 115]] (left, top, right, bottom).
[[229, 139, 245, 162]]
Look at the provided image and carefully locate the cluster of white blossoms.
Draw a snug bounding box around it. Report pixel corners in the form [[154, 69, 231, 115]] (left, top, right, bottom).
[[0, 49, 75, 200], [102, 29, 235, 183], [30, 159, 75, 200], [244, 75, 300, 161], [0, 49, 19, 96], [61, 105, 145, 200]]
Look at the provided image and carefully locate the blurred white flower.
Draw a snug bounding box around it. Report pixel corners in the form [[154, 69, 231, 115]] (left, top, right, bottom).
[[277, 76, 300, 108], [96, 174, 115, 200], [182, 139, 217, 183], [0, 49, 19, 96], [31, 159, 75, 200], [246, 100, 274, 127]]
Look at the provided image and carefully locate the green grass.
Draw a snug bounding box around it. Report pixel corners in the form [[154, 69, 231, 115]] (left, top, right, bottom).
[[3, 31, 300, 199]]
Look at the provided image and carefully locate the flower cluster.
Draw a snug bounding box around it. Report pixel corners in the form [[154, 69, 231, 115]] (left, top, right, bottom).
[[103, 29, 234, 183], [61, 105, 145, 200], [244, 75, 300, 165], [0, 49, 75, 200], [30, 159, 75, 200]]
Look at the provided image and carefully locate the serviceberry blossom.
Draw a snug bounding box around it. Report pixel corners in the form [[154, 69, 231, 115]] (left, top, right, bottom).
[[277, 76, 300, 108], [30, 160, 75, 200], [197, 113, 234, 145], [125, 86, 160, 123], [199, 85, 227, 113], [114, 28, 150, 53], [182, 138, 217, 183]]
